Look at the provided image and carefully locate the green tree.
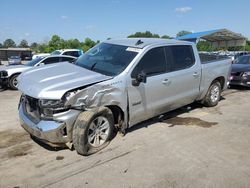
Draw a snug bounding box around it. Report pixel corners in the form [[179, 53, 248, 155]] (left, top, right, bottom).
[[30, 42, 38, 49], [245, 41, 250, 51], [48, 35, 63, 51], [37, 44, 50, 53], [81, 38, 97, 52], [3, 39, 16, 48], [197, 41, 214, 51], [176, 30, 192, 37], [66, 39, 81, 49], [161, 35, 172, 39], [128, 31, 160, 38], [0, 43, 3, 48], [19, 39, 29, 48]]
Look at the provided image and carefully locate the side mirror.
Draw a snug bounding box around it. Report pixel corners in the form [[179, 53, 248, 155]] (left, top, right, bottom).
[[132, 71, 147, 87], [39, 62, 45, 66]]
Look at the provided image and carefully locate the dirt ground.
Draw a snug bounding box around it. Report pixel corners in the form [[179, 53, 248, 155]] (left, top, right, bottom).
[[0, 87, 250, 188]]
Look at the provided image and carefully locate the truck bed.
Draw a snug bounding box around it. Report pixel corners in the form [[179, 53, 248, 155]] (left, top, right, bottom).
[[197, 58, 232, 101], [199, 53, 232, 64]]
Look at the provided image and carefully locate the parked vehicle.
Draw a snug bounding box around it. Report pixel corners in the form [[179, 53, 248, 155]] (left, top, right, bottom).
[[32, 53, 50, 59], [22, 55, 32, 60], [32, 49, 83, 59], [51, 49, 84, 57], [8, 56, 22, 65], [0, 55, 76, 90], [17, 38, 231, 155], [230, 55, 250, 87]]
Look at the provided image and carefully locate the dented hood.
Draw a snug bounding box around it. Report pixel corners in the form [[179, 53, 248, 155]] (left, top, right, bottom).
[[17, 62, 111, 99]]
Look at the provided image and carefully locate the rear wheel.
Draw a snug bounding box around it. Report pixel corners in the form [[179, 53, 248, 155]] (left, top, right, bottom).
[[203, 81, 221, 107], [9, 74, 19, 90], [73, 107, 114, 156]]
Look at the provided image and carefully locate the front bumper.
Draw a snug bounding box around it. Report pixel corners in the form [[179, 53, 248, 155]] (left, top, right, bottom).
[[19, 101, 80, 144], [0, 78, 8, 86], [230, 75, 250, 87]]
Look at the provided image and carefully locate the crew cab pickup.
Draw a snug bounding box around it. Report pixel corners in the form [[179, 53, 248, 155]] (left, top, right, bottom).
[[18, 38, 232, 155]]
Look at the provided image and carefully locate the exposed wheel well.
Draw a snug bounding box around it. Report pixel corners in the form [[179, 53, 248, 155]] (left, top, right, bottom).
[[9, 73, 21, 80], [212, 76, 225, 89], [106, 105, 124, 128]]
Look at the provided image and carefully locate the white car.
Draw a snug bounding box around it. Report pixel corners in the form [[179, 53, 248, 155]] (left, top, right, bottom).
[[0, 55, 77, 90], [51, 49, 84, 57], [32, 49, 83, 59], [32, 53, 50, 59]]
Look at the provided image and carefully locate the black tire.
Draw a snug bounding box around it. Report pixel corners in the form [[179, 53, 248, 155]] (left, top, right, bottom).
[[73, 107, 114, 156], [203, 81, 221, 107], [9, 74, 20, 90]]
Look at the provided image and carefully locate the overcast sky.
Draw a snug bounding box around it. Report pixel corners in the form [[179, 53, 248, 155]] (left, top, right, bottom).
[[0, 0, 249, 44]]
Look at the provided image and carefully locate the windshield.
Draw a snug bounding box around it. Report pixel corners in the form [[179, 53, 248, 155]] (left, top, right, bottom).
[[25, 57, 43, 66], [51, 50, 61, 55], [75, 43, 138, 76], [10, 56, 20, 59], [235, 56, 250, 64]]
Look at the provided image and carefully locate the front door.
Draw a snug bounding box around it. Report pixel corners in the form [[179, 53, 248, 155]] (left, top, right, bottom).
[[128, 47, 171, 126]]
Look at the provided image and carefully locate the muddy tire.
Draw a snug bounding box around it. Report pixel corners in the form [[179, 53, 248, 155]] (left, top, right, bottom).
[[73, 107, 114, 156], [9, 74, 19, 90], [203, 81, 221, 107]]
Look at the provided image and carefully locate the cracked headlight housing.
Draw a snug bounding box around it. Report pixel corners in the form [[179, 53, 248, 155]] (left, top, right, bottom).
[[39, 99, 65, 109]]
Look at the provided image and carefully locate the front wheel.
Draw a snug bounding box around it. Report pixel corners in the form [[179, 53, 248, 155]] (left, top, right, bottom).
[[203, 81, 221, 107], [9, 74, 20, 90], [73, 107, 114, 156]]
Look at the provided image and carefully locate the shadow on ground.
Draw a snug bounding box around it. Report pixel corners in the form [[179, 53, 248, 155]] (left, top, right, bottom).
[[127, 102, 207, 134], [229, 85, 250, 91]]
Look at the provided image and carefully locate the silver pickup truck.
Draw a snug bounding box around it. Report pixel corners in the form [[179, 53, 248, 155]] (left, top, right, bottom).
[[18, 38, 231, 155]]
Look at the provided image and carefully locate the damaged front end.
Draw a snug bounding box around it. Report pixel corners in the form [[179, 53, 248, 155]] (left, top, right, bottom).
[[19, 79, 128, 147], [64, 80, 128, 131]]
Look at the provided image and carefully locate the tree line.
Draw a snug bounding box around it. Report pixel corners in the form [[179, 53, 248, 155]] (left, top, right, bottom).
[[0, 35, 99, 53], [0, 31, 249, 52]]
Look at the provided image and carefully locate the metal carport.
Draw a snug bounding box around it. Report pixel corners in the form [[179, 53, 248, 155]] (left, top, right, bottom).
[[176, 29, 247, 48]]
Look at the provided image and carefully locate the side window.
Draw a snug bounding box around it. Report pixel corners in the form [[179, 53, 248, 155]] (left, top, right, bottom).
[[60, 57, 75, 63], [42, 57, 60, 65], [131, 47, 167, 78], [168, 45, 195, 71], [63, 51, 72, 56], [72, 51, 80, 57], [63, 51, 79, 57]]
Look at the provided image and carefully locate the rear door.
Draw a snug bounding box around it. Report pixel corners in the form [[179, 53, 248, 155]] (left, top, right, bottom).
[[162, 45, 201, 110]]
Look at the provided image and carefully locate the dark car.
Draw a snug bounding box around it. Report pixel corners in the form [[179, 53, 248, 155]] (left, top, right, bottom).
[[230, 55, 250, 87]]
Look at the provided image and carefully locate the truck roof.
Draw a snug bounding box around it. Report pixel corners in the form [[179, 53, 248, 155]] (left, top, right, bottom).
[[104, 38, 193, 48]]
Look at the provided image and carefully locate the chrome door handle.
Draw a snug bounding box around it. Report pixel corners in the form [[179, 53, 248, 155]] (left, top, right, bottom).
[[162, 79, 171, 85], [193, 72, 200, 78]]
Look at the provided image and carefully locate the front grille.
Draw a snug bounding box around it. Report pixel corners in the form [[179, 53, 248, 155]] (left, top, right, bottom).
[[0, 71, 8, 78], [24, 95, 40, 123]]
